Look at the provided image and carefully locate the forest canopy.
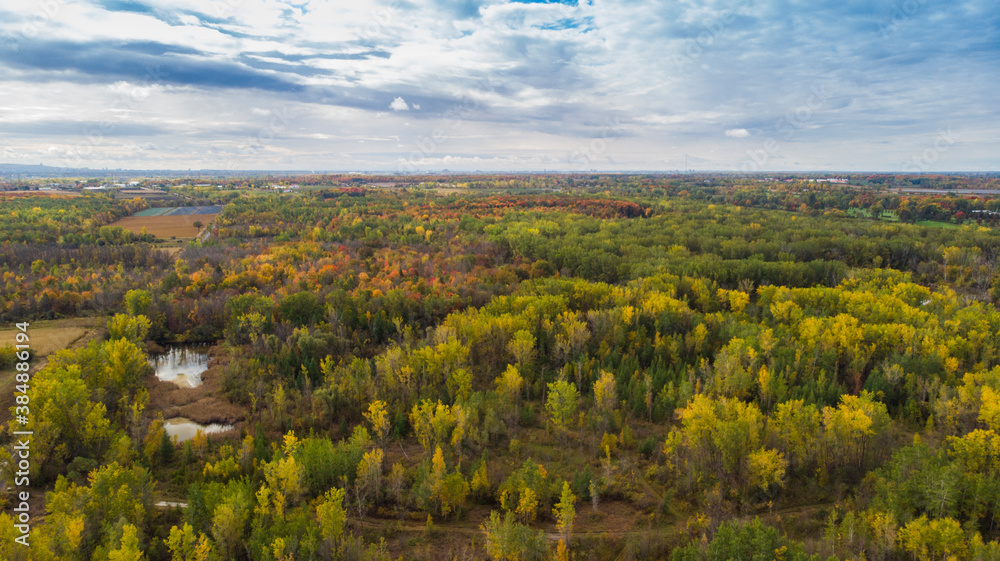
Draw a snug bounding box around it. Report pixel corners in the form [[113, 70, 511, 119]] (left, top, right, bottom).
[[4, 175, 1000, 560]]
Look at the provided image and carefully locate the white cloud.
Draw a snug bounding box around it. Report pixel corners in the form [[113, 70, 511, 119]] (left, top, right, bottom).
[[106, 81, 160, 101], [0, 0, 996, 170]]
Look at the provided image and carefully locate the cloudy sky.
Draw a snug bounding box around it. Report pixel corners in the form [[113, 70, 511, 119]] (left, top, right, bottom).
[[0, 0, 997, 172]]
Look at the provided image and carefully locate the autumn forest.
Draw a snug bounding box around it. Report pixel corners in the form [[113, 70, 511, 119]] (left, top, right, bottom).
[[4, 173, 1000, 561]]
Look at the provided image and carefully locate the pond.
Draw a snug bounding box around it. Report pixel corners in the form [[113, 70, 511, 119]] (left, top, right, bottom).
[[163, 417, 234, 443], [148, 345, 210, 388]]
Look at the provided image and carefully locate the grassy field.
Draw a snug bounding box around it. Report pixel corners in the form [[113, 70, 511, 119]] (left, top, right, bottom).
[[915, 219, 961, 229], [0, 318, 104, 425], [846, 207, 962, 228]]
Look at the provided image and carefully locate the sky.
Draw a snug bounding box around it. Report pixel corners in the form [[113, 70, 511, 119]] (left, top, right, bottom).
[[0, 0, 997, 172]]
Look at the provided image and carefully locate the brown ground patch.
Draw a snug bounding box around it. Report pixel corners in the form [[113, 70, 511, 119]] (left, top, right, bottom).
[[147, 344, 246, 426], [110, 213, 217, 238]]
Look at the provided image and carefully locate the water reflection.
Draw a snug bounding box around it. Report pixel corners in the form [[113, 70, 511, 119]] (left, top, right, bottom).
[[149, 346, 210, 388], [163, 417, 234, 442]]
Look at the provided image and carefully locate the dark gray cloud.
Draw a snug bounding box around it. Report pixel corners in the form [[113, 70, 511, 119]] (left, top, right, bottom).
[[0, 39, 304, 92]]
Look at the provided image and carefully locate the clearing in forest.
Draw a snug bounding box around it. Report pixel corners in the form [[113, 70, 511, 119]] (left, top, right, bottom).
[[110, 205, 223, 238]]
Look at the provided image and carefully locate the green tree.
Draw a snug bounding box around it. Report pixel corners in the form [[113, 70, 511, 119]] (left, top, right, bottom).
[[26, 365, 114, 482], [124, 289, 152, 317], [553, 481, 577, 541], [276, 291, 322, 326], [546, 380, 580, 433], [482, 510, 548, 561], [317, 487, 347, 544]]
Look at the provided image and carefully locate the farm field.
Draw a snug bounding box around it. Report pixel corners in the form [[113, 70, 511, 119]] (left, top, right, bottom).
[[109, 206, 221, 238], [110, 214, 216, 237]]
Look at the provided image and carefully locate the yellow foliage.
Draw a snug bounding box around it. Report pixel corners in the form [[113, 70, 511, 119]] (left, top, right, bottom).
[[593, 370, 617, 415], [748, 448, 787, 490], [515, 487, 538, 523], [979, 387, 1000, 431]]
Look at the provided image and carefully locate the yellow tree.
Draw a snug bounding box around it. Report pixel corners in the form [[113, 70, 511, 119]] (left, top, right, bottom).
[[107, 314, 152, 345], [822, 391, 890, 470], [354, 448, 384, 518], [593, 370, 617, 424], [496, 365, 524, 424], [258, 432, 305, 519], [430, 446, 469, 517], [165, 523, 215, 561], [472, 459, 491, 500], [515, 487, 538, 524], [364, 400, 390, 447], [107, 524, 144, 561], [747, 448, 787, 491], [507, 330, 536, 372], [979, 387, 1000, 431], [898, 516, 967, 561], [553, 481, 577, 541], [768, 399, 821, 471]]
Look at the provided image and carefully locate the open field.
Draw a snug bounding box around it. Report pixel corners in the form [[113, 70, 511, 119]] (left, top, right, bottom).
[[0, 317, 104, 425], [0, 317, 102, 357], [110, 213, 218, 238]]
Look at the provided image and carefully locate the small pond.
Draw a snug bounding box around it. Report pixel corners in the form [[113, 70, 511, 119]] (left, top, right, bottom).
[[163, 417, 234, 443], [149, 345, 210, 388]]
